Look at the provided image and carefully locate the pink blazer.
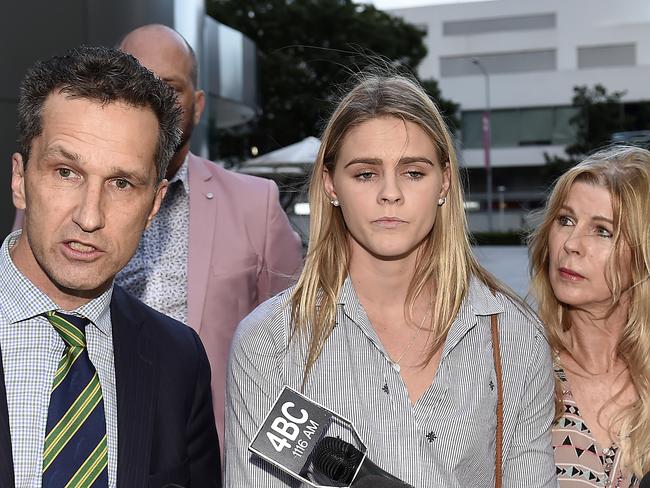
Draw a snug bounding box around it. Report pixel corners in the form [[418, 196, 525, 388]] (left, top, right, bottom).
[[185, 153, 302, 452]]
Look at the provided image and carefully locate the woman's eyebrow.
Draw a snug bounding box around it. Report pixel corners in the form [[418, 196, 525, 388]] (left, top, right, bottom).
[[343, 156, 434, 168]]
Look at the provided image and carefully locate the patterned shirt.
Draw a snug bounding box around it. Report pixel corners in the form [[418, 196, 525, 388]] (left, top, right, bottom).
[[553, 366, 638, 488], [225, 276, 557, 487], [0, 231, 117, 487], [116, 157, 190, 323]]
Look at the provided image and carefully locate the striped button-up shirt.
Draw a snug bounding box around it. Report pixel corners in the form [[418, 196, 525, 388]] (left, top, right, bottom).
[[0, 231, 118, 487], [225, 275, 557, 487]]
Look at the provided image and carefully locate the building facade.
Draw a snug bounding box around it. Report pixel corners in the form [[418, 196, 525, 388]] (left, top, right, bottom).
[[389, 0, 650, 231]]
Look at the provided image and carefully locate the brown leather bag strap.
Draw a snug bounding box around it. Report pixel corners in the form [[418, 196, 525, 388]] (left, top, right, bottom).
[[490, 313, 503, 488]]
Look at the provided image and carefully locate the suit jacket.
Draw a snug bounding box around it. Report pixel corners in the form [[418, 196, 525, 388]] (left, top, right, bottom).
[[0, 285, 221, 488], [185, 153, 302, 451]]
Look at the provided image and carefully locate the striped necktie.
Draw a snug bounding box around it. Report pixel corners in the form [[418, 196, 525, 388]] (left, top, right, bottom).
[[42, 311, 108, 488]]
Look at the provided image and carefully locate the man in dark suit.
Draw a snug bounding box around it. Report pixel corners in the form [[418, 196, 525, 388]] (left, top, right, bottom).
[[0, 46, 221, 487]]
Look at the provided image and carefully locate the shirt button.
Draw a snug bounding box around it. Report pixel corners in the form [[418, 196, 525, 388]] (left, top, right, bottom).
[[206, 192, 214, 199], [426, 431, 437, 443]]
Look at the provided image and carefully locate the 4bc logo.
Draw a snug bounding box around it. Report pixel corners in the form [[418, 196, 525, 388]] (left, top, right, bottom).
[[250, 386, 332, 476], [267, 401, 319, 456]]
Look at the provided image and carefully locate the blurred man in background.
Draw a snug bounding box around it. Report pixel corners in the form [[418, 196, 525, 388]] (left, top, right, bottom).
[[116, 24, 303, 452]]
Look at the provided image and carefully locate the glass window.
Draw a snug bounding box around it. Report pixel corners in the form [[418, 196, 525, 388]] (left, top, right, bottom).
[[552, 107, 578, 145], [460, 105, 577, 149], [443, 13, 556, 36], [578, 44, 635, 69], [520, 108, 553, 145], [491, 109, 520, 147], [461, 111, 483, 149], [440, 50, 556, 77]]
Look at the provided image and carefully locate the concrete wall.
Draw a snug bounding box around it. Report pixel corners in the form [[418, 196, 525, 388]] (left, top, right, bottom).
[[392, 0, 650, 107]]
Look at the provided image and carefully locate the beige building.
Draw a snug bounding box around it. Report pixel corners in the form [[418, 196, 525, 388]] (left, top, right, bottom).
[[389, 0, 650, 231]]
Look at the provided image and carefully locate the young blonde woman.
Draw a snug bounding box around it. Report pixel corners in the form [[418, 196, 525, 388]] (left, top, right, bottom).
[[225, 73, 556, 487], [529, 146, 650, 487]]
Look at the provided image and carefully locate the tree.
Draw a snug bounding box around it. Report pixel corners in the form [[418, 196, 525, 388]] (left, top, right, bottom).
[[566, 84, 627, 158], [421, 78, 460, 131], [207, 0, 459, 161], [542, 84, 628, 182]]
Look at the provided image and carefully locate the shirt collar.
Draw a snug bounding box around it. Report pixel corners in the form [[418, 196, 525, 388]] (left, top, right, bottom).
[[337, 274, 503, 314], [336, 273, 504, 337], [336, 273, 509, 362], [336, 276, 383, 351], [464, 275, 504, 317], [0, 230, 113, 334], [337, 275, 358, 308], [168, 155, 190, 194], [337, 275, 371, 328]]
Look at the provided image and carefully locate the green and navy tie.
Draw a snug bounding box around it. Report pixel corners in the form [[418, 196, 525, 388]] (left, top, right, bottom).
[[42, 311, 108, 488]]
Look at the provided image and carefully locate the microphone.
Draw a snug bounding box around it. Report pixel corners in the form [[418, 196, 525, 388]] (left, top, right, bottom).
[[249, 385, 356, 486], [313, 436, 414, 488], [640, 471, 650, 488], [249, 385, 410, 487]]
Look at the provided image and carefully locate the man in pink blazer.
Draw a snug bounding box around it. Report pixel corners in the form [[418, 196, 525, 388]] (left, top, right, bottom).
[[14, 24, 303, 455], [117, 25, 303, 454], [177, 152, 302, 455]]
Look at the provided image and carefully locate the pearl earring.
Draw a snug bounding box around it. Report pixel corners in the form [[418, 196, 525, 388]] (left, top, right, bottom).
[[437, 197, 446, 206], [330, 199, 340, 207]]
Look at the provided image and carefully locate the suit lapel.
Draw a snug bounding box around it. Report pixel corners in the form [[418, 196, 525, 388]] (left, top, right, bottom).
[[0, 346, 15, 488], [187, 153, 217, 334], [112, 286, 157, 487]]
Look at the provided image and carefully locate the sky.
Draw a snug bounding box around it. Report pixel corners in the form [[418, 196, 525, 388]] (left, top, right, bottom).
[[367, 0, 494, 10]]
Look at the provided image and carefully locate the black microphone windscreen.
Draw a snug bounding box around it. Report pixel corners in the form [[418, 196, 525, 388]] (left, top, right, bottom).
[[313, 436, 364, 484]]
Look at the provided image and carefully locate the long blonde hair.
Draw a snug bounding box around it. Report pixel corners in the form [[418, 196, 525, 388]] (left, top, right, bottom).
[[529, 145, 650, 476], [290, 72, 516, 385]]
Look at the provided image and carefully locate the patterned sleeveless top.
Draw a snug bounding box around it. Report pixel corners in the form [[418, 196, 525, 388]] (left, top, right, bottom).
[[553, 365, 638, 488]]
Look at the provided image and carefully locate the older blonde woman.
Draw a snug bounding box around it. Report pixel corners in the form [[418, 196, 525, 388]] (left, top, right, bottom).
[[529, 146, 650, 487], [225, 73, 556, 487]]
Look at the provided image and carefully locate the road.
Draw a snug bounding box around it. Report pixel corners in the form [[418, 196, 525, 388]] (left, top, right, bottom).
[[473, 246, 530, 299]]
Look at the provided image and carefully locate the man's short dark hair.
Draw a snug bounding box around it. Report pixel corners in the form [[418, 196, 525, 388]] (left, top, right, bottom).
[[17, 45, 181, 183]]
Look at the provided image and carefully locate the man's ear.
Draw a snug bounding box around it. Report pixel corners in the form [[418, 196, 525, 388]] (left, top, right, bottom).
[[146, 179, 168, 230], [193, 89, 205, 125], [11, 153, 27, 210]]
